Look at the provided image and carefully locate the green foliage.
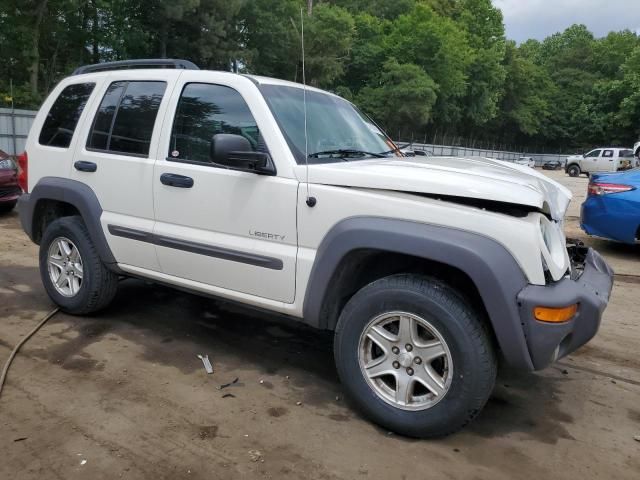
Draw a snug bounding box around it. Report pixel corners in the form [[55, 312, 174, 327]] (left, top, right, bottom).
[[1, 0, 640, 150], [356, 58, 438, 136], [386, 3, 472, 125]]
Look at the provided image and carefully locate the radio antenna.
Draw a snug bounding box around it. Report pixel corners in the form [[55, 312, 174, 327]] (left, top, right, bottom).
[[301, 8, 316, 207]]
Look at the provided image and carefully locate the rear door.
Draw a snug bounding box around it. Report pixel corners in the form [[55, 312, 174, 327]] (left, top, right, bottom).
[[600, 149, 615, 171], [152, 74, 298, 303], [70, 71, 177, 270]]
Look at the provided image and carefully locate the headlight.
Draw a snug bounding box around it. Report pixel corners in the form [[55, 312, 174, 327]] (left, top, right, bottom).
[[539, 215, 569, 280]]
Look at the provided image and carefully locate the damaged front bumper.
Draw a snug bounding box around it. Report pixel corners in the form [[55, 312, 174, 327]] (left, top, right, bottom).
[[516, 245, 614, 370]]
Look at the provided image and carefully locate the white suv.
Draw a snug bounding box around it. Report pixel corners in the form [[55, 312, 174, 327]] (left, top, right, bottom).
[[17, 60, 613, 438]]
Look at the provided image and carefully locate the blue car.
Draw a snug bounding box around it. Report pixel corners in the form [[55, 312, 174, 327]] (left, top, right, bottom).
[[581, 169, 640, 244]]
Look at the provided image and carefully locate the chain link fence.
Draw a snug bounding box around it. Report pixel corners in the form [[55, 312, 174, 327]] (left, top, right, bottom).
[[1, 108, 569, 167], [400, 142, 569, 166], [0, 108, 36, 155]]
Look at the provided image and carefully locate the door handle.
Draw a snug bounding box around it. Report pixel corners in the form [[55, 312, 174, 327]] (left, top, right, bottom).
[[74, 160, 97, 172], [160, 173, 194, 188]]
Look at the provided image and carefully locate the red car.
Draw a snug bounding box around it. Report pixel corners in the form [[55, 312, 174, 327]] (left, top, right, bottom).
[[0, 149, 22, 213]]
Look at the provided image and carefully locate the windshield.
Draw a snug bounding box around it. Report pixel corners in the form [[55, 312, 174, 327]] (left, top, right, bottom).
[[259, 84, 393, 164]]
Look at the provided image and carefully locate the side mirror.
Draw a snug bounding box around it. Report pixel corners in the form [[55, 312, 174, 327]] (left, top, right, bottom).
[[210, 133, 276, 175]]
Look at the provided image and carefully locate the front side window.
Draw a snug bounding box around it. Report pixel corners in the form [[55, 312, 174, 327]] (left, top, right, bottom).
[[169, 83, 263, 164], [260, 84, 392, 164], [87, 81, 166, 156], [585, 150, 601, 158], [39, 83, 95, 148], [602, 150, 614, 158]]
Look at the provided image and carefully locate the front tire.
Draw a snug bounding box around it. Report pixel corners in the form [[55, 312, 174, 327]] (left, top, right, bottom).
[[567, 164, 581, 177], [334, 274, 497, 438], [39, 216, 118, 314]]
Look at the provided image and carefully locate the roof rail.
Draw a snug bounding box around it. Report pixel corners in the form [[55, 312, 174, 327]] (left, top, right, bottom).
[[72, 59, 199, 75]]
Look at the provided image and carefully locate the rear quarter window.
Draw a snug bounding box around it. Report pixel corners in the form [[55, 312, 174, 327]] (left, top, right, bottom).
[[39, 83, 95, 148]]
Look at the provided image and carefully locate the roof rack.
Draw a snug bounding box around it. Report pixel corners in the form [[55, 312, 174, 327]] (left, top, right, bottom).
[[72, 59, 199, 75]]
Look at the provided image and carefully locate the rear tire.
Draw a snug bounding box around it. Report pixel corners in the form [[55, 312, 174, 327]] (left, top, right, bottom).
[[39, 216, 118, 314], [334, 274, 497, 438], [567, 164, 581, 177]]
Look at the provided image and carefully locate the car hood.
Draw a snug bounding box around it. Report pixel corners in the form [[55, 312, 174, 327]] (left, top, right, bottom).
[[304, 156, 572, 220]]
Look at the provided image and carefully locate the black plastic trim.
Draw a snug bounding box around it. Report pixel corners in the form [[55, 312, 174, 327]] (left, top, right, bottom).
[[74, 160, 97, 172], [107, 225, 284, 270], [517, 248, 613, 369], [18, 177, 118, 268], [73, 59, 199, 75], [302, 217, 534, 370]]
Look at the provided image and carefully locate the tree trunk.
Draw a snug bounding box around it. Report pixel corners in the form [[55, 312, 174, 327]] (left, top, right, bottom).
[[307, 0, 313, 16], [159, 29, 168, 58], [91, 1, 99, 63], [29, 0, 48, 97]]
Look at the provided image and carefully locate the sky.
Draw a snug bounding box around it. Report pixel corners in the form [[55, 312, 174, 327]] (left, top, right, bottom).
[[493, 0, 640, 43]]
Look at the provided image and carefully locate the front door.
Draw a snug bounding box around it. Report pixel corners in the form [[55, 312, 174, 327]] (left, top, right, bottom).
[[152, 79, 298, 303], [583, 149, 602, 171]]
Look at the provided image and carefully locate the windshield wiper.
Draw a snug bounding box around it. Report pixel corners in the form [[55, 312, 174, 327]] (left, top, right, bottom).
[[308, 149, 387, 159]]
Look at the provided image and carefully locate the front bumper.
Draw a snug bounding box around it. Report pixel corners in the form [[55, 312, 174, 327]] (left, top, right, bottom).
[[0, 185, 22, 203], [516, 246, 613, 370]]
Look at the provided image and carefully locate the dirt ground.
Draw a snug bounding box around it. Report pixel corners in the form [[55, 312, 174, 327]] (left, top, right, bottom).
[[1, 169, 639, 480]]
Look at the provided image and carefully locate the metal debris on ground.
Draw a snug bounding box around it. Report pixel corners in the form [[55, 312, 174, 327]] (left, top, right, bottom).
[[222, 393, 236, 399], [197, 354, 213, 374], [248, 450, 263, 462], [217, 377, 239, 390]]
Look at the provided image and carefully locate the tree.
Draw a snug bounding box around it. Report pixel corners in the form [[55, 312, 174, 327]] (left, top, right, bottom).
[[495, 41, 551, 138], [456, 0, 507, 127], [303, 3, 355, 87], [356, 58, 437, 137], [385, 3, 473, 126]]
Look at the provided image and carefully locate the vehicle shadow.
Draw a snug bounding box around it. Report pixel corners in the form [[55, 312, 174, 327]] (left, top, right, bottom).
[[34, 278, 575, 442]]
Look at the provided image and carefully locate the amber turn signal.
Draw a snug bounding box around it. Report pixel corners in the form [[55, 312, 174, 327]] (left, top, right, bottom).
[[534, 304, 578, 323]]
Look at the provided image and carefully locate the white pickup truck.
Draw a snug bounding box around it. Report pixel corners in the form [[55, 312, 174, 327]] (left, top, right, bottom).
[[565, 147, 634, 177], [16, 59, 613, 438]]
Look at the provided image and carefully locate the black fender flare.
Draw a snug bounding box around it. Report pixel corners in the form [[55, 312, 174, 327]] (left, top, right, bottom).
[[18, 177, 117, 265], [302, 217, 534, 370]]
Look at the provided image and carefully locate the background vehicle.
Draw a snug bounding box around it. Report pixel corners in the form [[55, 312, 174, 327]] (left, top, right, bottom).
[[565, 147, 633, 177], [0, 149, 21, 213], [581, 169, 640, 244], [542, 160, 563, 170], [514, 156, 535, 168], [17, 59, 613, 438]]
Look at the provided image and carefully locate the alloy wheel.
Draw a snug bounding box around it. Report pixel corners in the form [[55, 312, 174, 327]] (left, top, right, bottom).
[[358, 311, 453, 411], [47, 236, 84, 297]]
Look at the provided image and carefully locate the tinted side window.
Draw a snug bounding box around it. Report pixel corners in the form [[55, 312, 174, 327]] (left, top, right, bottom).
[[602, 150, 614, 158], [88, 82, 126, 151], [39, 83, 95, 148], [87, 81, 166, 156], [169, 83, 263, 164], [585, 150, 601, 158]]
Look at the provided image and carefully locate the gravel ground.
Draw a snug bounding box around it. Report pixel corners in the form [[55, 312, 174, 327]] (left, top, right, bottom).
[[1, 169, 639, 480]]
